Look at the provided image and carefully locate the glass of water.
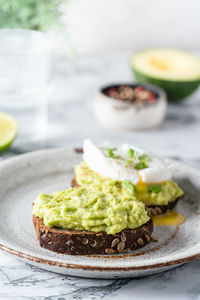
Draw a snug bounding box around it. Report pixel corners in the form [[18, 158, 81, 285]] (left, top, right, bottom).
[[0, 29, 50, 147]]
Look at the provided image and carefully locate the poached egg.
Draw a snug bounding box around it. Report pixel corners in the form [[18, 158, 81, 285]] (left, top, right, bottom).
[[83, 139, 174, 185]]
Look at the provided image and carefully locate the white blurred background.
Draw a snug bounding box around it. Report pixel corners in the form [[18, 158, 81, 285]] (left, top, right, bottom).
[[54, 0, 200, 55], [1, 0, 200, 158]]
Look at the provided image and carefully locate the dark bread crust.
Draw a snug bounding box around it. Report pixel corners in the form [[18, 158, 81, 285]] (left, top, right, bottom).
[[146, 197, 181, 217], [71, 178, 182, 218], [33, 215, 153, 255]]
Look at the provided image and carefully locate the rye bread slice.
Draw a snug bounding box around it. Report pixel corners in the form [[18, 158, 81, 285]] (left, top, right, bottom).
[[71, 178, 182, 218], [145, 197, 181, 217], [33, 215, 153, 255]]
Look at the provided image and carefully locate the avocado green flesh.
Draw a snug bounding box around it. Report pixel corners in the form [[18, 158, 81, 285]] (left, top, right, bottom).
[[75, 162, 183, 206], [130, 49, 200, 101], [131, 49, 200, 81], [32, 186, 149, 234]]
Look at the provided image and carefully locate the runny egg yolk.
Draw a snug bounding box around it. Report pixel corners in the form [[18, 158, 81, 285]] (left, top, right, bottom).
[[136, 177, 186, 226], [153, 210, 186, 226], [136, 176, 147, 192], [136, 176, 164, 192]]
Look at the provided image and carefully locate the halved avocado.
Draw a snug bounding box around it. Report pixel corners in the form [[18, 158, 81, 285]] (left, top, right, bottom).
[[131, 48, 200, 101]]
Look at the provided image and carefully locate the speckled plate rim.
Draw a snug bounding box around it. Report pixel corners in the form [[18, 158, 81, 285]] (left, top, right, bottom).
[[0, 147, 200, 273], [0, 243, 200, 272]]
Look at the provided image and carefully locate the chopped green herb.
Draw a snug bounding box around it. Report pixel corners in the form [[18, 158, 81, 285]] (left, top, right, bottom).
[[125, 159, 133, 167], [139, 154, 150, 164], [134, 154, 150, 169], [134, 162, 148, 170], [123, 180, 135, 193], [127, 148, 135, 158], [148, 185, 162, 193], [113, 180, 119, 186], [107, 148, 119, 158]]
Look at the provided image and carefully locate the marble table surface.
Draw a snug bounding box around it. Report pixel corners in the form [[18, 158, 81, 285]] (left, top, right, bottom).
[[0, 53, 200, 299]]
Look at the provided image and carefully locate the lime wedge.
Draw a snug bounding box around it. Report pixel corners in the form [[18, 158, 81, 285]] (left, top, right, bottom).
[[0, 112, 18, 152]]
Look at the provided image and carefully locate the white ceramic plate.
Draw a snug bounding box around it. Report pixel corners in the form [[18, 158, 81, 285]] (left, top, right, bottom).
[[0, 148, 199, 279]]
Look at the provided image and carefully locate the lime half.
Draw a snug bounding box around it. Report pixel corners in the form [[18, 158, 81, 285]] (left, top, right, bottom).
[[0, 112, 18, 152]]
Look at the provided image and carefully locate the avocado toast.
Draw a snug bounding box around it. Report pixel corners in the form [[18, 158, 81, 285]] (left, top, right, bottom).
[[32, 186, 153, 255], [32, 139, 183, 255], [72, 140, 184, 218]]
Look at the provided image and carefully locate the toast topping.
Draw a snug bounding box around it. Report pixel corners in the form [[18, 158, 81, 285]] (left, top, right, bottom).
[[32, 186, 149, 235], [75, 161, 183, 206]]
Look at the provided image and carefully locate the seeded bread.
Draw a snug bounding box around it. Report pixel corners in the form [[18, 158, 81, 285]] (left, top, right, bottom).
[[71, 178, 182, 218], [33, 215, 153, 255], [145, 197, 181, 217]]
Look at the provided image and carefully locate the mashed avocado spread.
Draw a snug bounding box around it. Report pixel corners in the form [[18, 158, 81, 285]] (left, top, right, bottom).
[[32, 186, 149, 234], [75, 162, 183, 205]]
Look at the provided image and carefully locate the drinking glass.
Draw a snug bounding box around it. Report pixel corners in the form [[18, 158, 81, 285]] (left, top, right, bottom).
[[0, 29, 50, 145]]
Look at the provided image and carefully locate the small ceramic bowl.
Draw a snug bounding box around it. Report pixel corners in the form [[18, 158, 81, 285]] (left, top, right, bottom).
[[94, 83, 167, 130]]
